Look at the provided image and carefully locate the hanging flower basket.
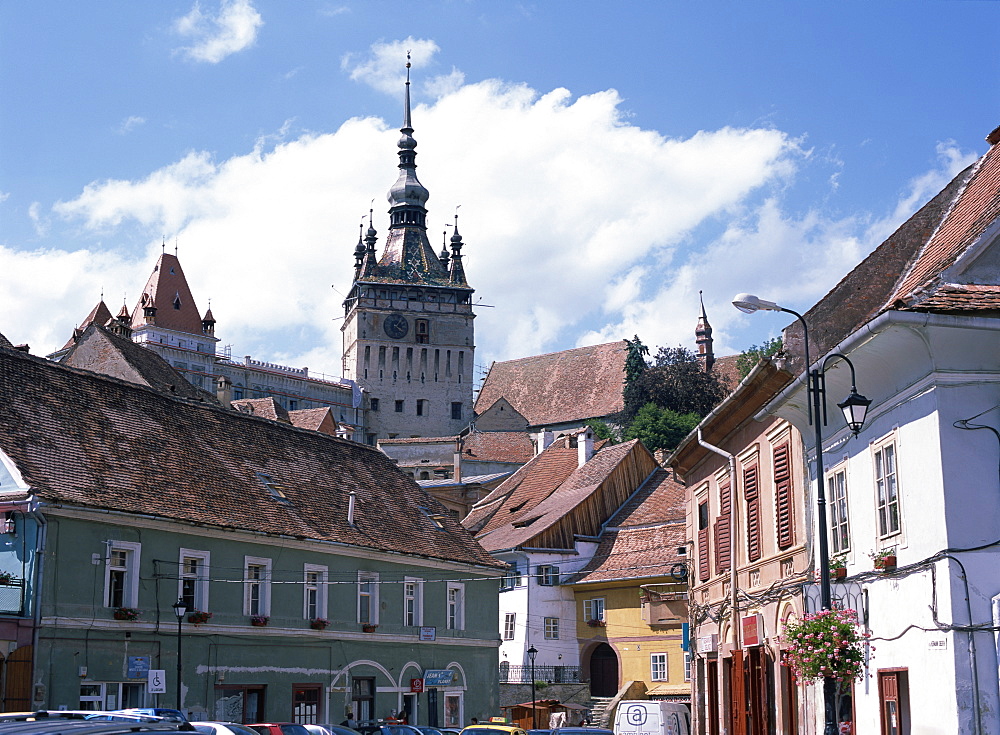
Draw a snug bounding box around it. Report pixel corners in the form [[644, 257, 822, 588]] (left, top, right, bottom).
[[781, 608, 871, 683], [362, 623, 378, 633], [0, 572, 14, 585], [250, 615, 270, 627], [586, 619, 606, 628], [187, 610, 213, 625], [310, 618, 330, 631], [113, 607, 140, 621]]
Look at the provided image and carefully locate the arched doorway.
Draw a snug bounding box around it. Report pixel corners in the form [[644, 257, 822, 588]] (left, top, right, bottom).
[[588, 643, 618, 697]]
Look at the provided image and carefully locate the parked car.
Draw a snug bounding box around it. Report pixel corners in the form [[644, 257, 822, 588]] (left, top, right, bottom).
[[193, 723, 262, 735], [612, 701, 690, 735], [458, 726, 527, 735], [527, 730, 551, 735], [355, 725, 422, 735], [550, 729, 613, 735], [412, 727, 445, 735], [113, 709, 188, 723], [248, 724, 313, 735], [0, 710, 192, 735], [303, 725, 362, 735]]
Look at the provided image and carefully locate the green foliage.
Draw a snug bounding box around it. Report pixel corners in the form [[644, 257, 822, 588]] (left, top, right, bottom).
[[781, 608, 870, 683], [622, 335, 651, 425], [630, 346, 727, 419], [736, 337, 783, 379], [584, 419, 618, 443], [624, 403, 701, 453]]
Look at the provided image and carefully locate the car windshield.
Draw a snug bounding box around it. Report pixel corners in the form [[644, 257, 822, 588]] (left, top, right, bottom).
[[278, 727, 313, 735]]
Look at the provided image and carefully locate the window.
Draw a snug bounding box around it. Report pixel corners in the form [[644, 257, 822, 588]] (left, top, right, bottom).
[[774, 441, 795, 548], [352, 677, 375, 722], [415, 319, 429, 344], [304, 564, 328, 620], [105, 541, 140, 608], [404, 577, 423, 626], [544, 616, 559, 640], [451, 402, 463, 420], [828, 468, 851, 553], [243, 557, 271, 617], [395, 400, 404, 413], [358, 571, 379, 624], [370, 398, 379, 412], [178, 549, 210, 613], [650, 653, 668, 681], [501, 566, 522, 590], [875, 441, 900, 537], [293, 685, 322, 725], [743, 464, 761, 562], [698, 499, 710, 582], [684, 652, 692, 682], [444, 693, 462, 728], [503, 612, 516, 640], [715, 480, 732, 574], [536, 564, 559, 586], [583, 597, 605, 622], [447, 583, 464, 630], [416, 399, 427, 416]]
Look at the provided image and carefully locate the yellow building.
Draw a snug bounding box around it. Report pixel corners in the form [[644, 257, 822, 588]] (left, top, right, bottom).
[[567, 469, 690, 718]]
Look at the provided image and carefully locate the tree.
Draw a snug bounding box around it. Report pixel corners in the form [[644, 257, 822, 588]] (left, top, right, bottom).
[[632, 346, 727, 418], [624, 403, 702, 453], [621, 335, 650, 424], [584, 419, 618, 444], [736, 337, 783, 379]]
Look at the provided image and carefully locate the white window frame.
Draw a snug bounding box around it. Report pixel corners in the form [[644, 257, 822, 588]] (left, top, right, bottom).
[[404, 577, 424, 627], [501, 565, 522, 591], [358, 571, 379, 624], [443, 692, 463, 728], [503, 612, 516, 640], [684, 652, 692, 682], [536, 564, 559, 586], [827, 467, 851, 554], [583, 597, 605, 622], [105, 541, 140, 609], [543, 616, 559, 640], [651, 652, 668, 681], [303, 564, 328, 621], [873, 438, 901, 538], [177, 548, 210, 613], [243, 556, 272, 617], [447, 582, 465, 630]]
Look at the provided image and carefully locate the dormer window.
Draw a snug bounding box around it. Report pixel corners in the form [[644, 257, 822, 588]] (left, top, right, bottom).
[[173, 294, 182, 310], [256, 473, 292, 506]]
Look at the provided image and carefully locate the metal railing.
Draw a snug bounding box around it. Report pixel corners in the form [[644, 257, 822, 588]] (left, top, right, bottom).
[[0, 580, 25, 615], [499, 665, 581, 684]]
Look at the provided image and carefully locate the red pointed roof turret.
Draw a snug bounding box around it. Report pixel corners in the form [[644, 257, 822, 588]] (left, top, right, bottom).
[[130, 253, 204, 336], [60, 299, 114, 350]]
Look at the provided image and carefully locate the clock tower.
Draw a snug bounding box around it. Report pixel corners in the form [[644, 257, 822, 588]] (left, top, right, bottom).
[[341, 60, 475, 443]]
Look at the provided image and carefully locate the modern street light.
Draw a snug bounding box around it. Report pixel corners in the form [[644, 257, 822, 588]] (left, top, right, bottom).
[[527, 645, 538, 730], [732, 293, 871, 735], [172, 599, 187, 713]]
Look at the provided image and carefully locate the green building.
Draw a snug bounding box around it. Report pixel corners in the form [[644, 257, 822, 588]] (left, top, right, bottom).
[[0, 337, 503, 725]]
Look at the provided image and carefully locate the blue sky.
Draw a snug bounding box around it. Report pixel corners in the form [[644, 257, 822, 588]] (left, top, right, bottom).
[[2, 1, 998, 382]]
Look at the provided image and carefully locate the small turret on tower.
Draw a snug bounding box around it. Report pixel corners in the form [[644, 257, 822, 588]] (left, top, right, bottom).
[[696, 290, 715, 372]]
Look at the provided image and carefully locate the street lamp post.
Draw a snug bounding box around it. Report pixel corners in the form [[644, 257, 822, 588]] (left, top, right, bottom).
[[732, 293, 871, 735], [527, 645, 538, 730], [172, 599, 187, 713]]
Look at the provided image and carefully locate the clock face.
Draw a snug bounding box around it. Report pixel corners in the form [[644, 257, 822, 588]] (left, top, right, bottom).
[[383, 313, 409, 339]]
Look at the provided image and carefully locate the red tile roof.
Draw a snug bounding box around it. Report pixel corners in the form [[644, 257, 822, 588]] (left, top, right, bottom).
[[289, 407, 338, 435], [129, 253, 206, 336], [0, 347, 501, 569], [462, 431, 534, 464], [569, 469, 686, 583], [61, 300, 114, 350], [232, 397, 291, 422], [474, 341, 627, 427]]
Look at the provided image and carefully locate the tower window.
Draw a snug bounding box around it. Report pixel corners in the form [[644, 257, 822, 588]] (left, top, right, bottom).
[[416, 399, 427, 416], [370, 398, 379, 412], [173, 294, 182, 310], [451, 402, 463, 420], [415, 319, 429, 344], [395, 400, 404, 413]]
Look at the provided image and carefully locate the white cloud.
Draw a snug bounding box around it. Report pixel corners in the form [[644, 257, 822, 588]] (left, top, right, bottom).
[[173, 0, 262, 64], [342, 37, 440, 95], [6, 65, 974, 377], [117, 116, 146, 135]]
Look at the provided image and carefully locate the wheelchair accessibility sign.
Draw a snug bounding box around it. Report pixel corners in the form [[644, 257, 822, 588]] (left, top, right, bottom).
[[148, 669, 166, 694]]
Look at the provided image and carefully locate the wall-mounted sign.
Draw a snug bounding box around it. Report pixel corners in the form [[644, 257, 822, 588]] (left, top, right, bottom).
[[410, 679, 424, 693], [127, 656, 150, 679], [696, 634, 718, 653], [742, 614, 764, 647], [147, 670, 166, 694], [419, 626, 437, 641], [423, 669, 453, 687]]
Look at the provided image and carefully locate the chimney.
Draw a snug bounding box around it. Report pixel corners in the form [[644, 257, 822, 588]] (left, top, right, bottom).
[[578, 427, 595, 467], [453, 438, 463, 483], [216, 375, 233, 406], [536, 429, 554, 455], [348, 490, 357, 526]]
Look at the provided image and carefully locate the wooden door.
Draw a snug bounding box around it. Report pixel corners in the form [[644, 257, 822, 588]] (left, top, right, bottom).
[[589, 643, 618, 697], [4, 645, 32, 712]]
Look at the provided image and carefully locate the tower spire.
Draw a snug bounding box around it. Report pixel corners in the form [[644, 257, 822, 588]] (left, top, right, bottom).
[[695, 290, 715, 372], [387, 52, 429, 229]]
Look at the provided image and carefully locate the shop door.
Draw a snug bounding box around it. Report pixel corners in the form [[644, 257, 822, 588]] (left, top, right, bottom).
[[706, 660, 720, 735], [4, 646, 31, 712], [589, 644, 618, 697], [744, 647, 769, 735]]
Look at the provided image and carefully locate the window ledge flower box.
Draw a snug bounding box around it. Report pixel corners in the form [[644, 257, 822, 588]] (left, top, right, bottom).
[[187, 610, 213, 625], [250, 615, 270, 627], [113, 607, 140, 621], [362, 623, 378, 633], [0, 572, 15, 586], [310, 618, 330, 631], [586, 619, 606, 628]]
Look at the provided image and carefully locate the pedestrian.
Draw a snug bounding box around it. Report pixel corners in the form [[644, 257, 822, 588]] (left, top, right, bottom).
[[470, 718, 479, 726]]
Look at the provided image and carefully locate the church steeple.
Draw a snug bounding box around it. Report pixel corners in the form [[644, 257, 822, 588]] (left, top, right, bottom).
[[387, 54, 430, 230], [696, 290, 715, 372]]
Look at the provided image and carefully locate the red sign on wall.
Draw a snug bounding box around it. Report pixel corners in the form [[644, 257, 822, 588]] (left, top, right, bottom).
[[410, 679, 424, 693], [742, 614, 763, 647]]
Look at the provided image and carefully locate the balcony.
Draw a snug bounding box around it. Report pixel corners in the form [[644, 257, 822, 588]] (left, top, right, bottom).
[[499, 664, 581, 684], [0, 579, 25, 615]]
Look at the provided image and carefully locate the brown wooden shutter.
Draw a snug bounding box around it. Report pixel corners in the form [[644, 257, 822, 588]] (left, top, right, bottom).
[[715, 480, 732, 574], [744, 464, 761, 562], [698, 501, 711, 582], [774, 442, 794, 549]]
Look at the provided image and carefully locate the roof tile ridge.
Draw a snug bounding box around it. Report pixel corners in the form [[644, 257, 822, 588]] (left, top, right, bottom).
[[882, 154, 985, 311]]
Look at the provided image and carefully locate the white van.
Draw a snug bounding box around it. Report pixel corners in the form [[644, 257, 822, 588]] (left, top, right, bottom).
[[613, 700, 690, 735]]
